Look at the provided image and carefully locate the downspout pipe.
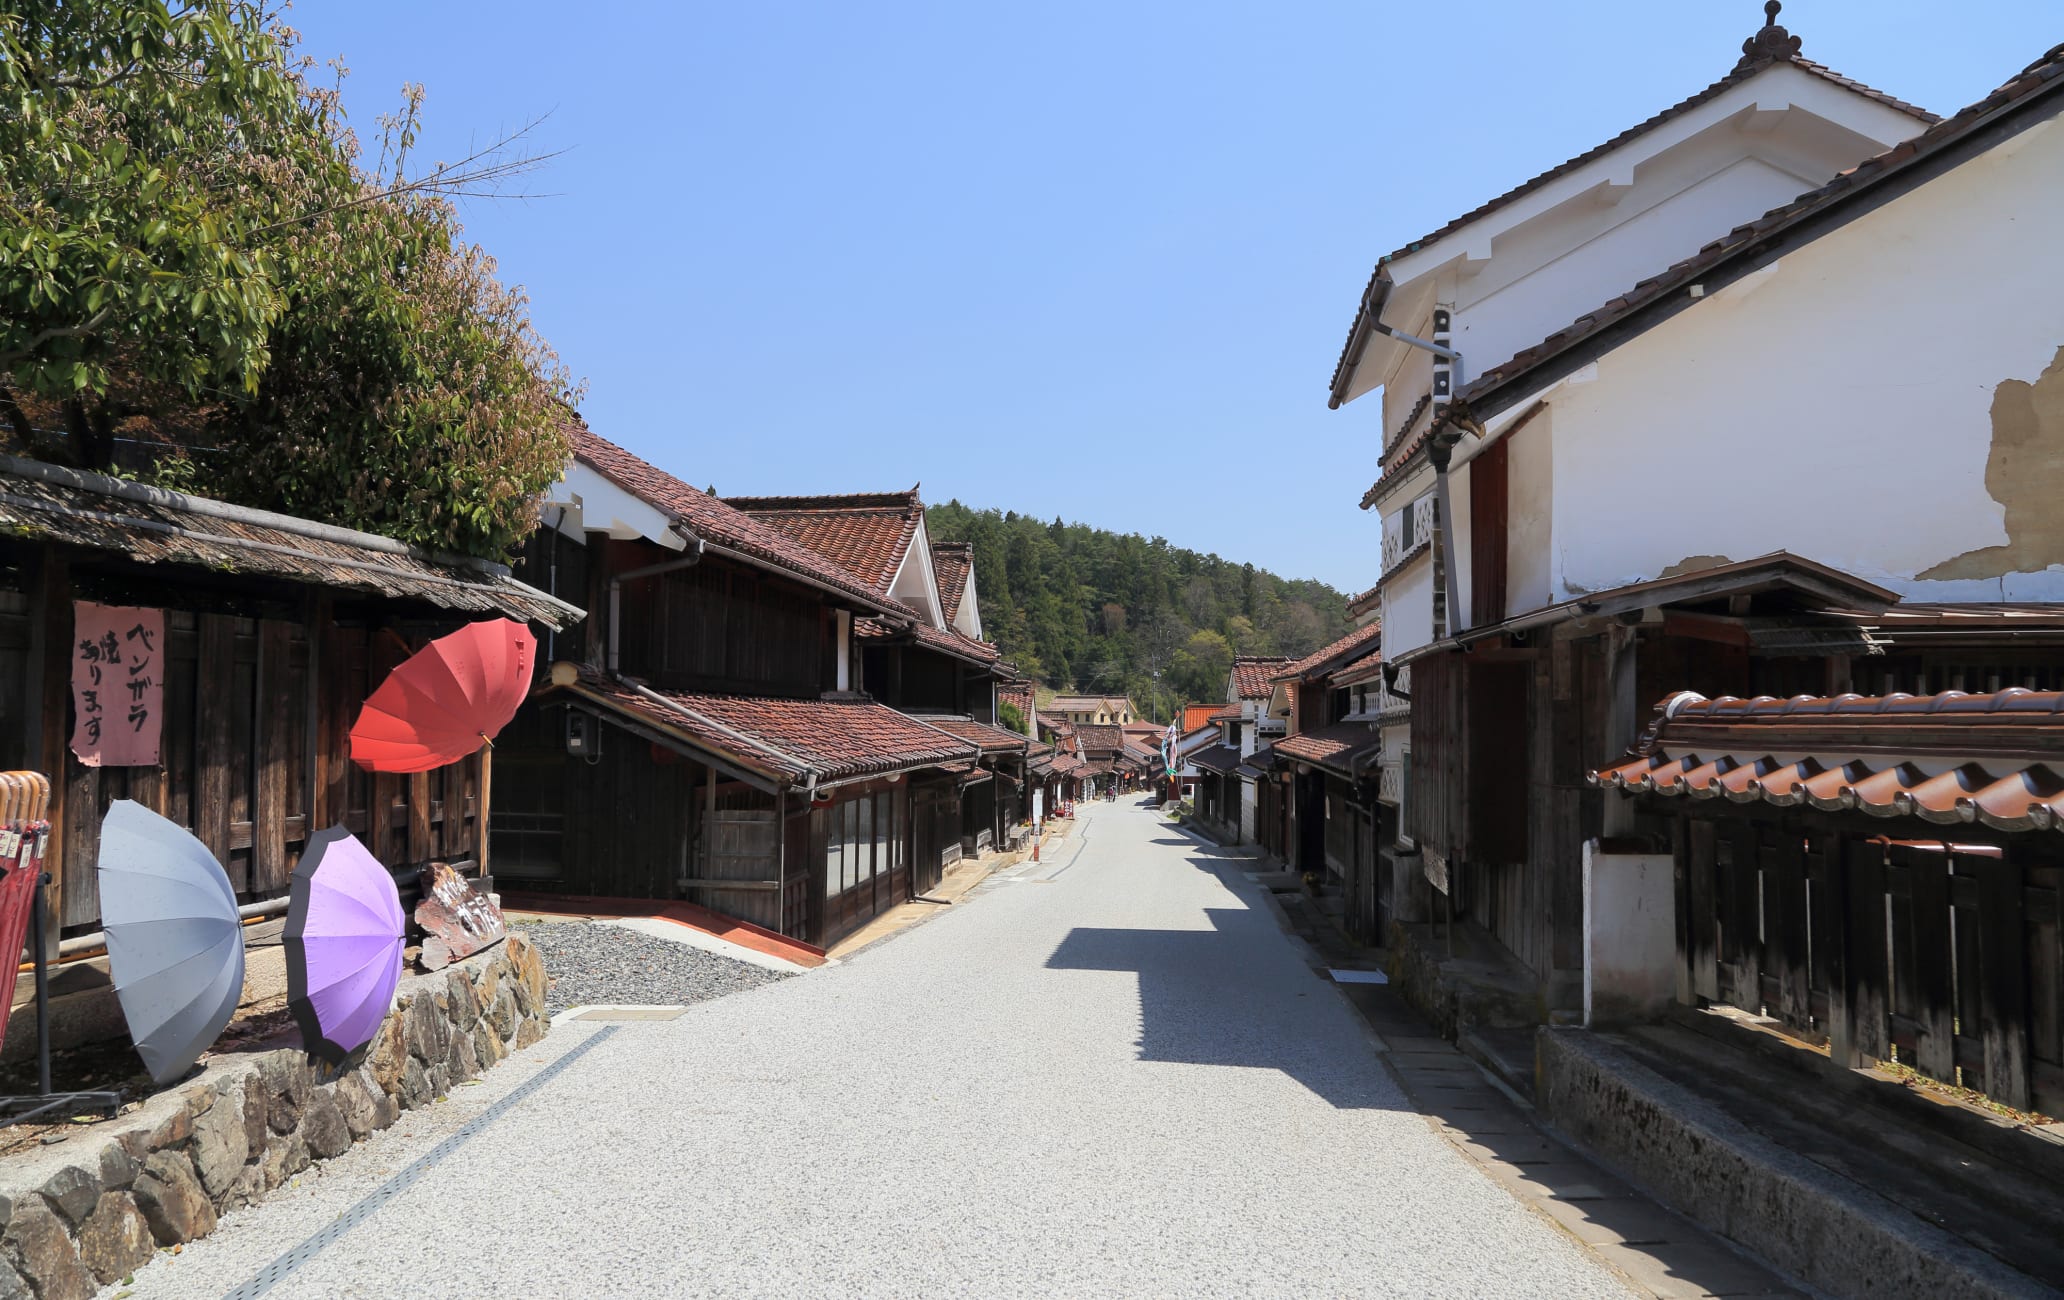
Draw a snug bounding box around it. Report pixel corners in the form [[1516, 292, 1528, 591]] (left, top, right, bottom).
[[609, 530, 706, 671]]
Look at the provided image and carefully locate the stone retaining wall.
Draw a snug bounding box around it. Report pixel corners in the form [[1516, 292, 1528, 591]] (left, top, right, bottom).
[[1536, 1027, 2046, 1299], [0, 935, 550, 1300]]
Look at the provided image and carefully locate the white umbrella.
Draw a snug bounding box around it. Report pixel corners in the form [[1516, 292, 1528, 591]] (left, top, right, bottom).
[[98, 801, 245, 1084]]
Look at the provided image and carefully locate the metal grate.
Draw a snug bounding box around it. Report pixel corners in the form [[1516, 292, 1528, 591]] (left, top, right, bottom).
[[221, 1025, 620, 1299]]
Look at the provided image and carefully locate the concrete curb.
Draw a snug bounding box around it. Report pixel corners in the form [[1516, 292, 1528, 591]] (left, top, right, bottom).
[[1537, 1028, 2050, 1299]]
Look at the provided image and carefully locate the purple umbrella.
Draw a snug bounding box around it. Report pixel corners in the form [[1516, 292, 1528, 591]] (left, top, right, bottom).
[[285, 827, 405, 1065]]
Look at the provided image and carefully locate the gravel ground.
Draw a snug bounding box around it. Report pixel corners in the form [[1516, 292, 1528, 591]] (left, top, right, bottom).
[[120, 802, 1626, 1300], [517, 921, 792, 1010]]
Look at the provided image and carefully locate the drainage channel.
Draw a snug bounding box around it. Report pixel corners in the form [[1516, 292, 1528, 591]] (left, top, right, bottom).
[[221, 1024, 621, 1299]]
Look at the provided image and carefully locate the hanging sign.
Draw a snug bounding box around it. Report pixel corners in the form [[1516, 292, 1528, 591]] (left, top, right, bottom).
[[70, 603, 163, 767]]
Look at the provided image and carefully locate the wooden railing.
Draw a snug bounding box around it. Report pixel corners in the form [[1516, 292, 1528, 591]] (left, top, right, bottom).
[[1676, 814, 2063, 1114]]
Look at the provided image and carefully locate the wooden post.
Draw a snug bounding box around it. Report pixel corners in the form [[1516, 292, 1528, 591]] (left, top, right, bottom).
[[24, 553, 69, 955], [476, 743, 492, 877], [1899, 842, 1957, 1083], [1825, 833, 1860, 1069], [1846, 836, 1889, 1063]]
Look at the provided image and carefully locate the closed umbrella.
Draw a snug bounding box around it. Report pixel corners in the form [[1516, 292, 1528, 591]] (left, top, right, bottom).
[[98, 801, 245, 1084], [284, 827, 404, 1065], [349, 619, 535, 774]]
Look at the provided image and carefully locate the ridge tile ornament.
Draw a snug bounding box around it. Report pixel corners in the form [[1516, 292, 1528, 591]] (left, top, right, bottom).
[[98, 801, 245, 1085], [285, 828, 407, 1065]]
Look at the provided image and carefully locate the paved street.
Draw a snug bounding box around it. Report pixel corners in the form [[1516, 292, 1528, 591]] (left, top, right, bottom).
[[130, 801, 1628, 1299]]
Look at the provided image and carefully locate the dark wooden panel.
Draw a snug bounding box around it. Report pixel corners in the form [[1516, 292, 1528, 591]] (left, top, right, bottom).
[[1896, 843, 1957, 1083], [1771, 828, 1810, 1031], [195, 615, 236, 870], [1974, 851, 2031, 1110], [252, 620, 291, 894], [1687, 817, 1720, 1003]]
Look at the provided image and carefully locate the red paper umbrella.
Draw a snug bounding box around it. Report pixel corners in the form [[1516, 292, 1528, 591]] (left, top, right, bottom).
[[349, 619, 535, 773]]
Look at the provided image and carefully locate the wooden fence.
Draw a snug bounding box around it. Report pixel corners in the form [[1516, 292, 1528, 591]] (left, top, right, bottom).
[[1676, 812, 2063, 1114]]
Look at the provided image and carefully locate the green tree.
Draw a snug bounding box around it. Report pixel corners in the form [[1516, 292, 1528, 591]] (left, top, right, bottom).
[[0, 2, 573, 557]]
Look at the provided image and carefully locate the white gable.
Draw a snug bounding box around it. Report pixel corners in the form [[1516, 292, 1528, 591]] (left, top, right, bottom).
[[543, 461, 686, 551], [887, 516, 948, 628], [951, 563, 983, 640]]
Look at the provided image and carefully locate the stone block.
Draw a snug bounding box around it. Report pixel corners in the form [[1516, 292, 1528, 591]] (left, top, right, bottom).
[[0, 1258, 28, 1300], [260, 1133, 308, 1192], [400, 1058, 430, 1110], [515, 1015, 545, 1051], [144, 1102, 191, 1152], [427, 1064, 449, 1099], [446, 969, 479, 1032], [75, 1192, 153, 1286], [36, 1165, 99, 1230], [241, 1071, 268, 1152], [472, 1019, 505, 1069], [1, 1198, 94, 1300], [132, 1150, 215, 1246], [334, 1072, 379, 1139], [96, 1144, 137, 1194], [406, 994, 448, 1064], [368, 1092, 399, 1133], [448, 1024, 478, 1083], [367, 1013, 407, 1096], [489, 986, 517, 1041], [260, 1050, 311, 1133], [189, 1084, 250, 1201], [301, 1088, 350, 1161]]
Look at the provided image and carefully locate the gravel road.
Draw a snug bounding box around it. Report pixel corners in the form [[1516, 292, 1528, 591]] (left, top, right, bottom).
[[121, 801, 1628, 1299], [516, 920, 791, 1010]]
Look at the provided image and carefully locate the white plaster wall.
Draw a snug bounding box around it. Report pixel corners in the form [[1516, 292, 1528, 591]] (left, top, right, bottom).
[[1506, 406, 1555, 614], [1381, 555, 1437, 661], [1457, 153, 1834, 379], [1547, 113, 2064, 603], [1584, 842, 1677, 1025]]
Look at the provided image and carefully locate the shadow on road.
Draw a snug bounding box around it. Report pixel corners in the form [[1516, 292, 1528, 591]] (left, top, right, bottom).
[[1044, 901, 1400, 1111]]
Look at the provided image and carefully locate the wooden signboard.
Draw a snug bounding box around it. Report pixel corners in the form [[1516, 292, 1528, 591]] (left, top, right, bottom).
[[414, 861, 506, 971]]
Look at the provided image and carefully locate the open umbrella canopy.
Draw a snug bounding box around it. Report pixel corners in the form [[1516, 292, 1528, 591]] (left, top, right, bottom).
[[285, 827, 405, 1065], [350, 619, 535, 773], [98, 801, 245, 1084]]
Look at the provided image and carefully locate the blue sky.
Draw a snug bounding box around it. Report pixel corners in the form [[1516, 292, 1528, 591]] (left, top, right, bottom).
[[291, 2, 2058, 592]]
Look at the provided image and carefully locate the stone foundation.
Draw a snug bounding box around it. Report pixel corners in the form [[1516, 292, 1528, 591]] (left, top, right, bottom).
[[0, 934, 550, 1299]]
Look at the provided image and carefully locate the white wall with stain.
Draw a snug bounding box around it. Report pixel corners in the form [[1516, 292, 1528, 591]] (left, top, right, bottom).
[[1543, 112, 2064, 603]]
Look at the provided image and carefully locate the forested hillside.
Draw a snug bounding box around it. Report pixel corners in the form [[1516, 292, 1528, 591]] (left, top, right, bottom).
[[927, 502, 1351, 721]]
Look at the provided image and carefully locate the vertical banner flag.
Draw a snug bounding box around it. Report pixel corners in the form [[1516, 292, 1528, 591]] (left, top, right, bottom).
[[71, 602, 164, 767]]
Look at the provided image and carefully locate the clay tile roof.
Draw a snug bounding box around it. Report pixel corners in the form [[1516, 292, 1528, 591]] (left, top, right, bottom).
[[932, 542, 973, 623], [1274, 721, 1383, 776], [1188, 743, 1241, 774], [910, 714, 1029, 754], [1274, 622, 1382, 684], [1232, 657, 1294, 700], [1207, 704, 1242, 723], [1181, 703, 1225, 733], [1327, 15, 1937, 405], [1590, 687, 2064, 833], [1439, 40, 2064, 432], [1074, 723, 1125, 754], [548, 668, 978, 785], [720, 489, 924, 597], [570, 428, 909, 621]]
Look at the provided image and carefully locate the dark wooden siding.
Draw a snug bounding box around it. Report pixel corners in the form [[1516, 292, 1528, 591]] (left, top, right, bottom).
[[615, 550, 826, 697]]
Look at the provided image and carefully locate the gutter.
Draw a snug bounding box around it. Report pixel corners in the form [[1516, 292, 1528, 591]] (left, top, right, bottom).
[[1328, 274, 1394, 409]]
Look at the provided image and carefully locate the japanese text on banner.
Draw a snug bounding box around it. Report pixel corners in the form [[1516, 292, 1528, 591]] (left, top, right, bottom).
[[70, 602, 163, 767]]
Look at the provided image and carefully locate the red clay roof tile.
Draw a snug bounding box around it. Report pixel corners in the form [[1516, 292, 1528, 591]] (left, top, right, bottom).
[[722, 490, 924, 597], [1232, 656, 1293, 700]]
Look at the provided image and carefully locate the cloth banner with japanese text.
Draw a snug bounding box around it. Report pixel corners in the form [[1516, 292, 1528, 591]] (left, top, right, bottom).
[[70, 602, 164, 767]]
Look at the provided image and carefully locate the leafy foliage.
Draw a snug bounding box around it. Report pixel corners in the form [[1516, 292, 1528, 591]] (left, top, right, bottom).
[[0, 2, 572, 558], [927, 503, 1350, 721]]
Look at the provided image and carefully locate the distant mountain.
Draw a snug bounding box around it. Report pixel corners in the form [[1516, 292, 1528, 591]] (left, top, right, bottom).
[[927, 502, 1351, 722]]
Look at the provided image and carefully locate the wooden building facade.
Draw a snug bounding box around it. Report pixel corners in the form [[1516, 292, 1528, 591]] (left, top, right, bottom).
[[0, 455, 580, 947]]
